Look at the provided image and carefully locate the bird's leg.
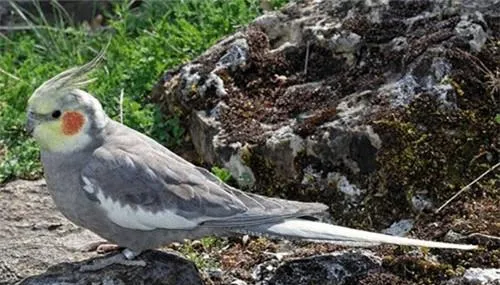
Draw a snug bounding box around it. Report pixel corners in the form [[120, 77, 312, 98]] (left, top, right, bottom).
[[79, 248, 146, 272]]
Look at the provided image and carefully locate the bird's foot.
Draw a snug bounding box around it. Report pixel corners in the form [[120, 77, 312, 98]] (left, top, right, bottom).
[[96, 243, 121, 254], [81, 241, 122, 254], [79, 248, 145, 272]]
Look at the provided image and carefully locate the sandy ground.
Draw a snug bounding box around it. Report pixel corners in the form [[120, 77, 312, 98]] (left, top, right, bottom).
[[0, 179, 103, 284]]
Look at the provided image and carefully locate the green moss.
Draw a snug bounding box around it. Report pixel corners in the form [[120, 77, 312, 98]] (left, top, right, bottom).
[[383, 253, 471, 284], [347, 92, 497, 228], [176, 236, 223, 270], [246, 148, 285, 197]]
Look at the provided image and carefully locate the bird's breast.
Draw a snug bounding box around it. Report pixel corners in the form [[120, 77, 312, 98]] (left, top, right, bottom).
[[41, 151, 98, 227]]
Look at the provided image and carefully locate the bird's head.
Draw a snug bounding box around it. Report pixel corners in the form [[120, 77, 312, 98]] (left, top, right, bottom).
[[26, 55, 108, 153]]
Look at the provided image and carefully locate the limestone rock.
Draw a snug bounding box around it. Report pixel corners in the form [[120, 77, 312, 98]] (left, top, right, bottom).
[[153, 0, 499, 232], [152, 1, 499, 283]]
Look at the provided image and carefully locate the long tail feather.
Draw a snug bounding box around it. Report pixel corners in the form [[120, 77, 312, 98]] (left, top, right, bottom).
[[247, 219, 477, 250]]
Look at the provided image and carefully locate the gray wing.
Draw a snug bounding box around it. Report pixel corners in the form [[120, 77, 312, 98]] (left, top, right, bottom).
[[80, 128, 326, 231]]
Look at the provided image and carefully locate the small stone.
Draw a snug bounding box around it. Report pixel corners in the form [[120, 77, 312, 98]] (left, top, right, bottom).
[[207, 268, 223, 279], [390, 37, 408, 52], [411, 194, 434, 213], [446, 268, 500, 285], [329, 31, 361, 54], [170, 242, 182, 250], [382, 219, 415, 237], [191, 240, 203, 250], [444, 230, 467, 243], [231, 279, 248, 285], [242, 234, 250, 246], [215, 39, 249, 71], [463, 268, 500, 284], [327, 172, 362, 200]]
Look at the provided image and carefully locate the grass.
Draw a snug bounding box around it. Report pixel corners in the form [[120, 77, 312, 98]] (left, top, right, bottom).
[[211, 166, 233, 183], [0, 0, 285, 183]]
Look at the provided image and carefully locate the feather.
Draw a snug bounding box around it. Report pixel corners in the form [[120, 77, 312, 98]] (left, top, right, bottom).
[[247, 219, 477, 250], [31, 44, 108, 100]]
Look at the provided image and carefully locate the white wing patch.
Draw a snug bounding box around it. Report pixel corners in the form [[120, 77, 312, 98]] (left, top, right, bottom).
[[82, 176, 198, 231], [82, 176, 97, 194]]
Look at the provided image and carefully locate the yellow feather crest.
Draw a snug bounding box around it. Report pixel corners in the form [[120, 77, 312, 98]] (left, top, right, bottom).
[[29, 48, 106, 107]]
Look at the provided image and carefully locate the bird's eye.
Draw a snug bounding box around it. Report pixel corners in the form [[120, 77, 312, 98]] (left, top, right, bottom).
[[52, 110, 62, 119]]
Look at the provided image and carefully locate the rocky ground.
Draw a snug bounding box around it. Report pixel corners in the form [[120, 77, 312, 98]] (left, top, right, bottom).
[[0, 179, 498, 284], [0, 180, 101, 284], [0, 180, 204, 285], [0, 180, 500, 285]]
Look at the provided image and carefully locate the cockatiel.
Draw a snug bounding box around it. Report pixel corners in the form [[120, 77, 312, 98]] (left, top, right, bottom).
[[26, 54, 477, 271]]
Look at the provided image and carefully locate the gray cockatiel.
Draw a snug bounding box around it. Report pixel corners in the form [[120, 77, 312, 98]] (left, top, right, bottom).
[[26, 55, 477, 270]]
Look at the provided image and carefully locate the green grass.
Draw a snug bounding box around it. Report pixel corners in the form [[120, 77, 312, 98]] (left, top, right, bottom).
[[0, 0, 278, 183], [211, 166, 233, 183]]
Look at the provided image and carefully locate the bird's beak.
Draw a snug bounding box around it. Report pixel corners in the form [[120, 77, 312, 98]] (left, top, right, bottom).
[[26, 112, 37, 136]]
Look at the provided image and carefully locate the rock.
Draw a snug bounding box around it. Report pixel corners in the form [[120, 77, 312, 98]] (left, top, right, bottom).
[[264, 125, 305, 180], [206, 268, 224, 280], [151, 1, 498, 282], [410, 194, 434, 213], [446, 268, 500, 285], [267, 250, 381, 285], [153, 0, 499, 233], [357, 272, 414, 285], [215, 39, 250, 72], [454, 13, 488, 52], [19, 250, 202, 285], [252, 258, 281, 284], [444, 230, 469, 243], [326, 172, 362, 201], [190, 108, 223, 165], [382, 219, 415, 237]]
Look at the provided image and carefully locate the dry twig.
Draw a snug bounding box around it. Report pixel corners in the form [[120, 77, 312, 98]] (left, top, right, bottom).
[[436, 162, 500, 213], [304, 41, 310, 75]]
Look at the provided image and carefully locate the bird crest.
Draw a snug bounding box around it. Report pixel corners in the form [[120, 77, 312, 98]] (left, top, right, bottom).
[[29, 49, 105, 105]]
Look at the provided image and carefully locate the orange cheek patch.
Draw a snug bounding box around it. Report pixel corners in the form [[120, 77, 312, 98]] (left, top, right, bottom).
[[62, 111, 85, 135]]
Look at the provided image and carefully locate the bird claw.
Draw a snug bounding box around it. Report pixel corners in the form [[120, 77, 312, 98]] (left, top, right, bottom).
[[81, 241, 120, 254], [79, 249, 145, 272], [96, 243, 121, 254]]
